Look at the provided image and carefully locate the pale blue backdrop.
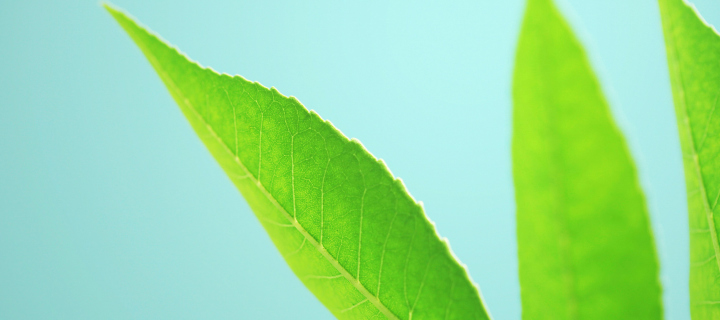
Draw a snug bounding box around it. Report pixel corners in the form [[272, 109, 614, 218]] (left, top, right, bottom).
[[2, 0, 719, 319]]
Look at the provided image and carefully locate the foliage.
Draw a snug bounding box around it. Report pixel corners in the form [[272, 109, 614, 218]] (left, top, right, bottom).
[[513, 0, 661, 318], [660, 0, 720, 318], [106, 0, 720, 318], [106, 5, 490, 320]]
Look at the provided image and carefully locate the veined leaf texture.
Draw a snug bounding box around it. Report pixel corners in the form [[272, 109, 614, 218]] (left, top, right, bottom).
[[659, 0, 720, 318], [105, 5, 491, 320]]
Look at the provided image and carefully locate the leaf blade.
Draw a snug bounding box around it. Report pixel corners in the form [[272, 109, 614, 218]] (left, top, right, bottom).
[[512, 0, 663, 319], [659, 0, 720, 318], [104, 5, 491, 320]]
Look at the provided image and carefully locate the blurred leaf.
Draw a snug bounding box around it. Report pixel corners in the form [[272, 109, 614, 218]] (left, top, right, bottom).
[[659, 0, 720, 318], [512, 0, 663, 318], [105, 4, 491, 320]]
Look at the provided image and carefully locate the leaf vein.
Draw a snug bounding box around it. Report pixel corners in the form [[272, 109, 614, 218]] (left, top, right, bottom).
[[665, 16, 720, 275], [154, 66, 399, 320]]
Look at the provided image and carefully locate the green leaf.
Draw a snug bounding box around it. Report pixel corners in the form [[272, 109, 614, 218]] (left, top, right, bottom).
[[104, 4, 490, 320], [659, 0, 720, 318], [512, 0, 663, 319]]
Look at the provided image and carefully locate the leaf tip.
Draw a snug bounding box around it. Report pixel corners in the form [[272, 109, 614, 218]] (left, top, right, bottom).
[[101, 1, 138, 35], [101, 1, 122, 17]]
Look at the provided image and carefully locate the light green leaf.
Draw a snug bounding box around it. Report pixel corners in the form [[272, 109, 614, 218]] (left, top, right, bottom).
[[512, 0, 663, 319], [659, 0, 720, 318], [105, 4, 490, 320]]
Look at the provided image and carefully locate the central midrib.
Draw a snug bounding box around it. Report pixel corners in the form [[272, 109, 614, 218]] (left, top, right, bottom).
[[544, 79, 579, 320], [149, 55, 400, 320], [530, 17, 579, 317]]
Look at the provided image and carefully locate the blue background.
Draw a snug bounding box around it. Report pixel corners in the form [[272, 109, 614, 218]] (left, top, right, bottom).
[[2, 0, 719, 319]]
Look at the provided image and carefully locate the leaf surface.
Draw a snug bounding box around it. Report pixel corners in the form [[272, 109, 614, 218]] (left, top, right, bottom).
[[512, 0, 662, 319], [659, 0, 720, 318], [105, 5, 490, 320]]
